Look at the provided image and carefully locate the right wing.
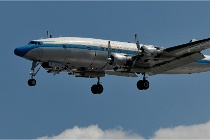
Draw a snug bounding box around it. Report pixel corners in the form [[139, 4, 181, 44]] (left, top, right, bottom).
[[135, 38, 210, 75], [163, 38, 210, 56]]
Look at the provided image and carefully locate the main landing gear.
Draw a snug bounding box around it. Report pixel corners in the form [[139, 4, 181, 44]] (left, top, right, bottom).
[[28, 61, 40, 86], [91, 77, 104, 94], [136, 73, 149, 90]]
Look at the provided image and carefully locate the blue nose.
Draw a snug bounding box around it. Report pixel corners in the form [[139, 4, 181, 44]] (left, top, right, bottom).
[[14, 46, 31, 57]]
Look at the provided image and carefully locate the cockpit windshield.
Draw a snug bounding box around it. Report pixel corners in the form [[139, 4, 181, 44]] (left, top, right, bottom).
[[28, 41, 41, 45]]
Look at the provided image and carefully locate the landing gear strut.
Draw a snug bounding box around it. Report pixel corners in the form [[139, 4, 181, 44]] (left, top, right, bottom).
[[137, 73, 149, 90], [91, 77, 104, 94], [28, 61, 40, 86]]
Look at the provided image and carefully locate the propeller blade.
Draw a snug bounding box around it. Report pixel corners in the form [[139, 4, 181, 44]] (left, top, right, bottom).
[[108, 41, 111, 58], [135, 34, 141, 50], [99, 41, 112, 71], [131, 34, 141, 68], [47, 31, 49, 38]]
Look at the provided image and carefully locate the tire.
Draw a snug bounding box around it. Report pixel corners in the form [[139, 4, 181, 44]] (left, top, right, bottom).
[[137, 80, 144, 90], [97, 84, 103, 94], [91, 84, 104, 94], [91, 84, 98, 94], [143, 80, 149, 90], [28, 79, 36, 86]]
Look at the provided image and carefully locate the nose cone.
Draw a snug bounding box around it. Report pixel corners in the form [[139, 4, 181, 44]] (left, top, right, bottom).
[[14, 46, 31, 57]]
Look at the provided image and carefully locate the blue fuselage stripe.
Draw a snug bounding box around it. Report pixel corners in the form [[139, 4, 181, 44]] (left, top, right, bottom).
[[28, 43, 136, 55]]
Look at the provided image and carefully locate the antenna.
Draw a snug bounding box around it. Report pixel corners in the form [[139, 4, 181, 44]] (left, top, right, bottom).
[[47, 31, 49, 38]]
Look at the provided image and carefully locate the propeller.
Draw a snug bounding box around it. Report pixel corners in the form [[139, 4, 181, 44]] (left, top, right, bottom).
[[131, 34, 142, 68], [107, 41, 111, 59], [135, 34, 141, 51], [99, 41, 113, 71], [47, 31, 49, 38], [47, 31, 52, 38]]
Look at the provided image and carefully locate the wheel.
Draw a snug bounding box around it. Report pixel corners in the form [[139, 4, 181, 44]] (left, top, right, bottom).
[[142, 80, 149, 90], [91, 84, 98, 94], [97, 84, 103, 94], [137, 80, 144, 90], [91, 84, 104, 94], [28, 79, 36, 86], [137, 80, 149, 90]]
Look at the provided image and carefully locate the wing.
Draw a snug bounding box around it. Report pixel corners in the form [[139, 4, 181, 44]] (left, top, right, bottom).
[[106, 70, 137, 77], [135, 38, 210, 75], [163, 38, 210, 56], [149, 52, 204, 75]]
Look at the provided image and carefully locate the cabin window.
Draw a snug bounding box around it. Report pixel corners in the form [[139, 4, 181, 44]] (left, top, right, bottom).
[[28, 41, 41, 45], [28, 41, 35, 45]]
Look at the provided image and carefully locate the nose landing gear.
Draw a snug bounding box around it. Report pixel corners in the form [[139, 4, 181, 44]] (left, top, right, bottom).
[[28, 61, 40, 86], [91, 77, 104, 94]]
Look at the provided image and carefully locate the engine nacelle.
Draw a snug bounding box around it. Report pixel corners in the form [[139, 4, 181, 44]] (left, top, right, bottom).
[[142, 45, 161, 56], [110, 53, 132, 66]]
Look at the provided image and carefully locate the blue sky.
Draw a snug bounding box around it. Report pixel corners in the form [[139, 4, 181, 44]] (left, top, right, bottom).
[[1, 2, 210, 139]]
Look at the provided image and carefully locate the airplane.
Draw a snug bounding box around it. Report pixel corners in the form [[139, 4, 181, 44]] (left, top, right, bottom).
[[14, 33, 210, 94]]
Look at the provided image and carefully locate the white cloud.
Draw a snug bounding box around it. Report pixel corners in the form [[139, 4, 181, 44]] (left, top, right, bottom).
[[38, 121, 210, 139], [152, 120, 210, 139], [38, 125, 144, 139]]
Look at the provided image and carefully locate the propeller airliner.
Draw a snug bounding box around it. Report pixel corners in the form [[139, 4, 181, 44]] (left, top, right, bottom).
[[14, 33, 210, 94]]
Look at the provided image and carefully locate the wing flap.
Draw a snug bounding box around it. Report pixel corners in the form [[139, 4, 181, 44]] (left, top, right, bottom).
[[106, 70, 137, 77], [149, 52, 204, 75]]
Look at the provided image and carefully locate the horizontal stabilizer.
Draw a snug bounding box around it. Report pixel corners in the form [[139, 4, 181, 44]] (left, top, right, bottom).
[[189, 39, 197, 43]]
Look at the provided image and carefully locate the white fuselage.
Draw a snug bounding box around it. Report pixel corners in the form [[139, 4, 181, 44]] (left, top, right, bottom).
[[15, 37, 210, 75]]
